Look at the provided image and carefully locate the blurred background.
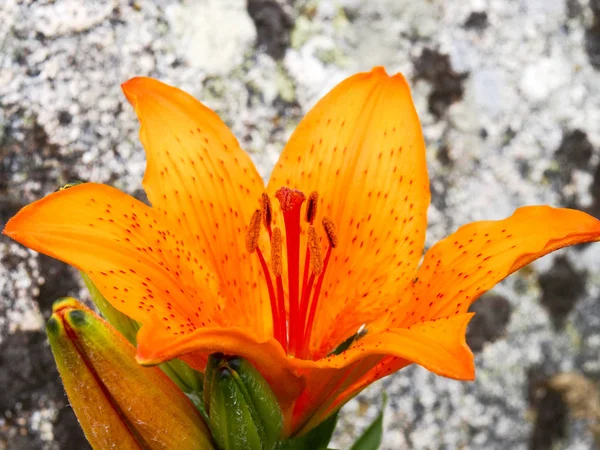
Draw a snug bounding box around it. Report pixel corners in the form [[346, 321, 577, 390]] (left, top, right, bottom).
[[2, 0, 600, 448]]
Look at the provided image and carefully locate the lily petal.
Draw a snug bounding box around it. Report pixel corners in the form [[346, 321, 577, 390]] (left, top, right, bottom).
[[3, 183, 232, 333], [297, 312, 474, 432], [394, 206, 600, 327], [122, 77, 269, 336], [135, 321, 305, 435], [136, 311, 473, 435], [267, 67, 430, 355]]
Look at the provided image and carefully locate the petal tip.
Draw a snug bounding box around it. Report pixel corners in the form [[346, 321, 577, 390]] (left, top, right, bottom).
[[367, 66, 409, 87], [453, 352, 476, 381], [135, 340, 162, 367], [370, 66, 388, 76], [121, 77, 160, 106], [135, 352, 158, 367], [3, 211, 23, 239], [121, 76, 148, 90], [121, 77, 144, 104]]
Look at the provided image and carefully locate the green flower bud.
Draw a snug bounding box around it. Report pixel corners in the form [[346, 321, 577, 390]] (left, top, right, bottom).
[[204, 354, 283, 450]]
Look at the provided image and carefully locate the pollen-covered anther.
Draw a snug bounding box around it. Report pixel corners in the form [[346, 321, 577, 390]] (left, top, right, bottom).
[[321, 216, 339, 248], [271, 227, 283, 277], [245, 209, 261, 253], [307, 225, 323, 276], [305, 191, 319, 224], [275, 187, 306, 212], [261, 193, 273, 230]]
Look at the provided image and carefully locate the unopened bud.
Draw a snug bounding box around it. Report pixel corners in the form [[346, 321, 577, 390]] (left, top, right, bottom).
[[204, 353, 283, 450], [47, 297, 213, 450]]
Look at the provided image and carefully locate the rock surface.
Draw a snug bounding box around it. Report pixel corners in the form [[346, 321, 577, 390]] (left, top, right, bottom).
[[1, 0, 600, 449]]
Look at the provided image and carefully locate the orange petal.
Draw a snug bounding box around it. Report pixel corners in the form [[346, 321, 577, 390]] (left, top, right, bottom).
[[136, 310, 473, 435], [294, 313, 474, 432], [291, 354, 382, 434], [135, 321, 368, 435], [122, 77, 270, 337], [3, 183, 234, 334], [324, 355, 409, 416], [394, 206, 600, 327], [342, 312, 474, 378], [267, 67, 430, 355], [302, 312, 474, 432], [295, 314, 474, 432], [135, 321, 305, 435]]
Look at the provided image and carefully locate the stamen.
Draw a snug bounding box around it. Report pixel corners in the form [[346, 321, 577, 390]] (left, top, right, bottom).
[[275, 187, 306, 356], [301, 192, 318, 310], [305, 191, 319, 224], [307, 225, 323, 276], [248, 189, 338, 359], [245, 209, 261, 253], [300, 217, 337, 359], [255, 248, 282, 344], [261, 193, 273, 235], [272, 227, 287, 351], [321, 216, 339, 248], [271, 227, 283, 277], [298, 225, 321, 345], [246, 208, 284, 347]]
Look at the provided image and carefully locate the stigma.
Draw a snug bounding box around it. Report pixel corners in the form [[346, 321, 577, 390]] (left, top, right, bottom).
[[246, 187, 337, 359]]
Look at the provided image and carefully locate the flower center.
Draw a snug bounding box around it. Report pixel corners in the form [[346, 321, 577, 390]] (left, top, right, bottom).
[[245, 187, 338, 359]]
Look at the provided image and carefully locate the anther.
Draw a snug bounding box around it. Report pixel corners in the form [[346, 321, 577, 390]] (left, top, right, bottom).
[[307, 226, 323, 276], [261, 193, 273, 229], [305, 191, 319, 224], [245, 210, 261, 253], [271, 227, 283, 277], [321, 216, 339, 248]]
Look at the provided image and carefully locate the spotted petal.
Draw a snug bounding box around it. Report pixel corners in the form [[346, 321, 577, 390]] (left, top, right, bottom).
[[392, 206, 600, 328], [267, 67, 430, 356], [3, 183, 230, 334], [122, 77, 270, 337], [136, 309, 473, 435]]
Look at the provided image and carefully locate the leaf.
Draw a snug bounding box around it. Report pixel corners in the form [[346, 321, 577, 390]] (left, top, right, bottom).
[[349, 393, 387, 450], [278, 412, 339, 450]]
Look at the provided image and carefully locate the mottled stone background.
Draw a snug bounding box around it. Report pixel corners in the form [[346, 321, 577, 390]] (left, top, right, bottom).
[[2, 0, 600, 449]]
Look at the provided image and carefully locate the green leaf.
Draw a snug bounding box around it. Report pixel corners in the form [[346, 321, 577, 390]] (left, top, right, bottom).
[[349, 393, 387, 450], [327, 325, 368, 356], [278, 412, 339, 450]]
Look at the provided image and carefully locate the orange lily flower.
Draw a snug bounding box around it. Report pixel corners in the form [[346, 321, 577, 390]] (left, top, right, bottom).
[[4, 67, 600, 436]]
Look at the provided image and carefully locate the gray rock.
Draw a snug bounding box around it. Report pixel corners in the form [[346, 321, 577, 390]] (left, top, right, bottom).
[[1, 0, 600, 449]]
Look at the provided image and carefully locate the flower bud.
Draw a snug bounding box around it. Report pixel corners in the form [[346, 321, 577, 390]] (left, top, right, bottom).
[[204, 353, 283, 450], [47, 297, 214, 450]]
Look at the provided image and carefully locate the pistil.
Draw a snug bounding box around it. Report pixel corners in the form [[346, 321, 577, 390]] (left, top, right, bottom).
[[298, 225, 322, 347], [271, 227, 287, 351], [301, 192, 319, 315], [275, 187, 306, 356], [261, 193, 273, 239], [300, 217, 338, 359], [245, 210, 283, 347]]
